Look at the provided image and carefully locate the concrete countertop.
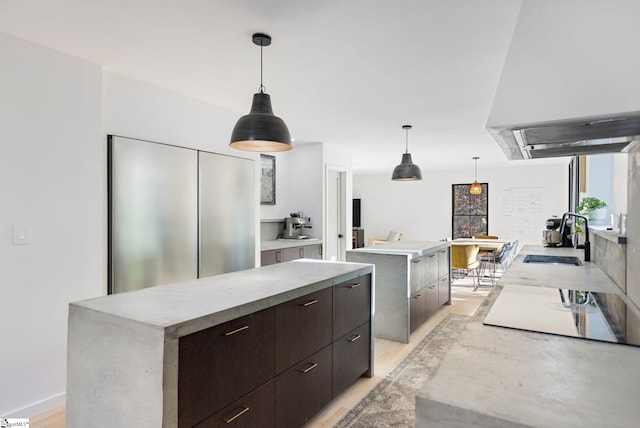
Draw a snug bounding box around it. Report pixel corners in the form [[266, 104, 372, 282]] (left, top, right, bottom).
[[70, 259, 370, 340], [416, 245, 640, 427], [261, 238, 322, 251], [347, 240, 450, 258]]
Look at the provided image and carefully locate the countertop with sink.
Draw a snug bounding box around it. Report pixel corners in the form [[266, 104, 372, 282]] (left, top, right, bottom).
[[416, 245, 640, 427]]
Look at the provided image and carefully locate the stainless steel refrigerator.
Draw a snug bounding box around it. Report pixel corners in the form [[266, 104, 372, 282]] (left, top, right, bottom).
[[108, 135, 255, 294]]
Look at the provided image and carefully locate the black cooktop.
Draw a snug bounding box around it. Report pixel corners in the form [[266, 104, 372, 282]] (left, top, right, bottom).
[[484, 285, 640, 347]]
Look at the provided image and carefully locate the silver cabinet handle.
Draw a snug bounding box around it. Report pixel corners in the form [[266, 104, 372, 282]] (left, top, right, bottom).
[[413, 294, 422, 299], [348, 334, 362, 342], [299, 362, 318, 373], [224, 406, 250, 424], [224, 325, 249, 336], [347, 283, 360, 289], [301, 299, 318, 307]]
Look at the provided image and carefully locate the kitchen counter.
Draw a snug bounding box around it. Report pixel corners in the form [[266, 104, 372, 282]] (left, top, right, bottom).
[[348, 239, 449, 256], [347, 241, 451, 343], [67, 260, 373, 427], [261, 238, 322, 251], [416, 245, 640, 427]]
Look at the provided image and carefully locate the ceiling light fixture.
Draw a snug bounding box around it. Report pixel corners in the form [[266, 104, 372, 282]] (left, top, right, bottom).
[[230, 33, 292, 152], [391, 125, 422, 181], [470, 156, 482, 194]]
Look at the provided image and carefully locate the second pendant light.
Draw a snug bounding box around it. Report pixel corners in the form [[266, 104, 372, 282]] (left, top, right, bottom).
[[391, 125, 422, 181], [469, 156, 483, 194]]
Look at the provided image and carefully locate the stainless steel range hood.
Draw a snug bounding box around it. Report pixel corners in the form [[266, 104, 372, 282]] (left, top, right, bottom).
[[487, 112, 640, 160]]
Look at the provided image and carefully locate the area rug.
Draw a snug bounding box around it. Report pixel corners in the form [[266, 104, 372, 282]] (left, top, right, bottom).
[[335, 313, 472, 427]]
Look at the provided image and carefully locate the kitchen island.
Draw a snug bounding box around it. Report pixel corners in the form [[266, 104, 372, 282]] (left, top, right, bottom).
[[347, 240, 450, 343], [415, 245, 640, 427], [67, 260, 373, 428]]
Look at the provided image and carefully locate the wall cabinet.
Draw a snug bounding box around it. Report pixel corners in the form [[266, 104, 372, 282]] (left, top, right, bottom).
[[261, 244, 322, 266], [178, 274, 372, 427]]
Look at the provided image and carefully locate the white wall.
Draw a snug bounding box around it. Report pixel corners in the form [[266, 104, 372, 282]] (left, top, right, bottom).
[[354, 161, 568, 246], [0, 33, 103, 417], [0, 32, 353, 417]]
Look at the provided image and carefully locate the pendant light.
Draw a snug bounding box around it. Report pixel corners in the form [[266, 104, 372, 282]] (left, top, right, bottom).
[[391, 125, 422, 181], [469, 156, 483, 194], [230, 33, 292, 152]]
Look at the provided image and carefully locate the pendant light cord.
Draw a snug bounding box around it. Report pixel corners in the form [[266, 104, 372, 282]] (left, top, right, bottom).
[[259, 42, 265, 93], [405, 127, 409, 153]]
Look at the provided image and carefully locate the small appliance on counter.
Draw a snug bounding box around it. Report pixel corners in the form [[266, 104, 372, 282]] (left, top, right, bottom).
[[284, 211, 313, 239], [543, 216, 573, 247]]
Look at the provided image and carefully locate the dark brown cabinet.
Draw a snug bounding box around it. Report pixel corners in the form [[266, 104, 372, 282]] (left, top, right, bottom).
[[275, 345, 333, 428], [178, 274, 372, 428], [333, 322, 371, 396], [275, 288, 332, 374], [333, 274, 371, 340], [410, 248, 451, 332], [261, 244, 322, 266], [195, 381, 275, 428], [438, 248, 451, 306], [178, 308, 276, 427], [410, 288, 427, 333]]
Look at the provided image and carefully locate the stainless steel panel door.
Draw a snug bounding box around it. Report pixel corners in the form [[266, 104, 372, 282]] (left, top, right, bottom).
[[110, 136, 198, 293], [199, 152, 255, 277]]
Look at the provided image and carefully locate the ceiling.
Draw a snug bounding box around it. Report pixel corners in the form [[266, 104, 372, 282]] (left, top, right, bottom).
[[0, 0, 566, 174]]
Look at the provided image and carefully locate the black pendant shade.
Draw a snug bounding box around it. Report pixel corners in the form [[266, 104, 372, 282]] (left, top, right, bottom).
[[229, 92, 292, 152], [392, 153, 422, 181], [392, 125, 422, 181], [230, 32, 292, 152]]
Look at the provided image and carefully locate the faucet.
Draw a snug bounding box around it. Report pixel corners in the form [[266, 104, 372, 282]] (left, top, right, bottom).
[[560, 212, 590, 261]]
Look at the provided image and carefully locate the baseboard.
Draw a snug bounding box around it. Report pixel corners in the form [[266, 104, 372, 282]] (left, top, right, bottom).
[[4, 393, 65, 419]]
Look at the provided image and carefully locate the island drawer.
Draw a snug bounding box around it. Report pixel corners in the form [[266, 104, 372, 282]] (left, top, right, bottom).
[[275, 345, 332, 428], [194, 380, 275, 428], [178, 308, 276, 427], [333, 322, 371, 396], [275, 287, 332, 374], [333, 274, 371, 340]]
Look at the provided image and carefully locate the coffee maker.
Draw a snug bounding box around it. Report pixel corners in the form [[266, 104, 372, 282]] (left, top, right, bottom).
[[284, 212, 312, 239], [543, 216, 573, 247]]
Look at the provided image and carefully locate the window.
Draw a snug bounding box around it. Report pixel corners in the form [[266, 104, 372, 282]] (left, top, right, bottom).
[[452, 183, 488, 239]]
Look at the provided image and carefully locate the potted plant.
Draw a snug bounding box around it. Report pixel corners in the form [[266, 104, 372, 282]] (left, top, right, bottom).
[[575, 196, 607, 233]]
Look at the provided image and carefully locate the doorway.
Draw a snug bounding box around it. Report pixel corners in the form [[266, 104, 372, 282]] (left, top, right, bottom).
[[326, 167, 347, 261]]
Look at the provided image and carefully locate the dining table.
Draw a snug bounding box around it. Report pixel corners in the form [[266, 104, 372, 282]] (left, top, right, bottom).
[[451, 238, 509, 285]]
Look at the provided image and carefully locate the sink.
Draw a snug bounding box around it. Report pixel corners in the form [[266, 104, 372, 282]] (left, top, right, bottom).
[[522, 254, 582, 266]]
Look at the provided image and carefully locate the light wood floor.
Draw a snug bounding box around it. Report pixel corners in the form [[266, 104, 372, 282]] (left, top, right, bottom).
[[30, 285, 487, 428]]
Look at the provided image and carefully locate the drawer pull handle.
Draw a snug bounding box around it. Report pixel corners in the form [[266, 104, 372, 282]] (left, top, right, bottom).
[[428, 254, 436, 258], [348, 334, 362, 342], [411, 259, 421, 263], [413, 294, 422, 299], [299, 362, 318, 373], [301, 299, 318, 307], [428, 284, 437, 290], [224, 406, 250, 423], [347, 283, 360, 289], [224, 325, 249, 336]]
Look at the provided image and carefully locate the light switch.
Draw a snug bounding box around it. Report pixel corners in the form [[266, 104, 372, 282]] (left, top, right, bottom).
[[13, 225, 30, 245]]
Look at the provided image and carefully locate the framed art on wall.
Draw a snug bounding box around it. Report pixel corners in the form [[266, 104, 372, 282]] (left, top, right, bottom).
[[260, 154, 276, 205]]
